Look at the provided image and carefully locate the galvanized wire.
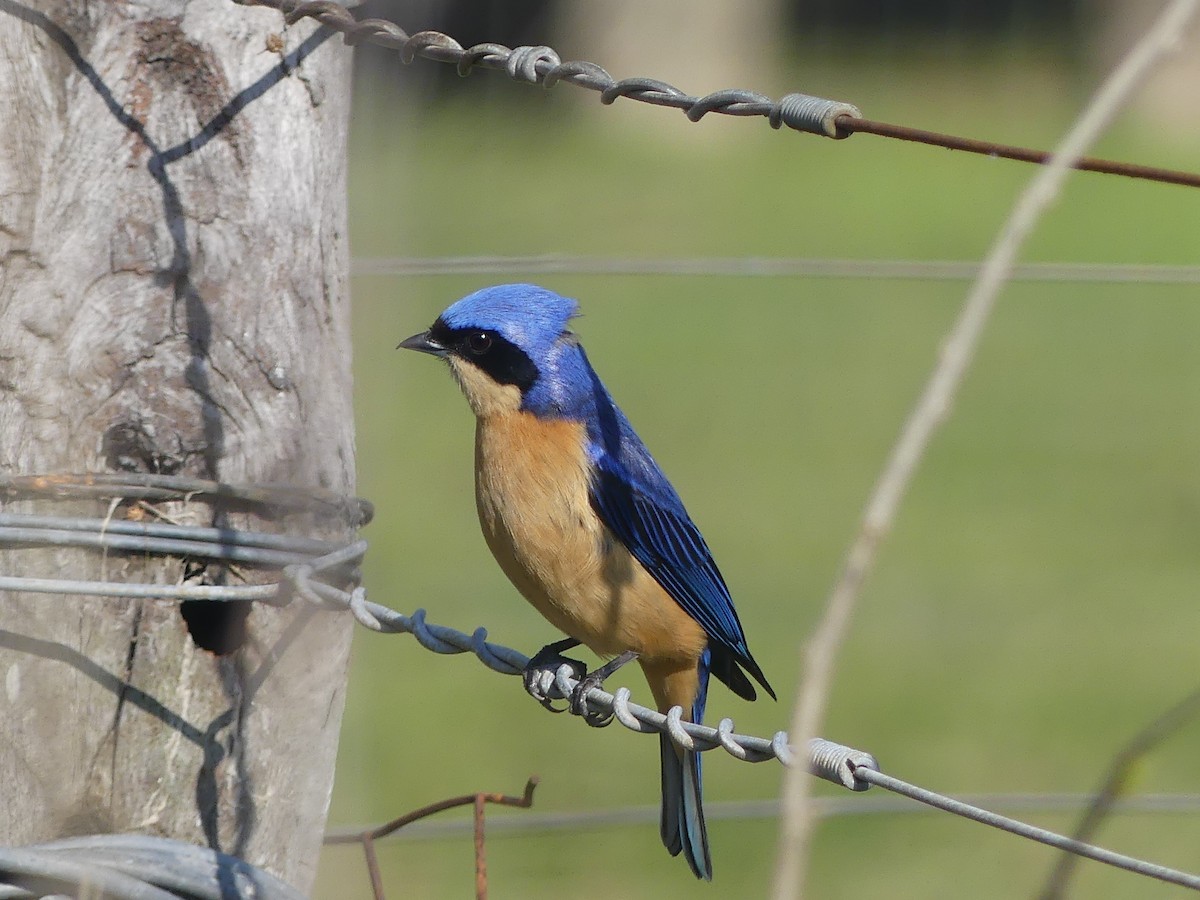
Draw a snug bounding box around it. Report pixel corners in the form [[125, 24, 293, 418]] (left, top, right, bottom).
[[0, 472, 373, 525], [4, 478, 1200, 891], [327, 793, 1200, 843], [0, 504, 816, 773], [856, 768, 1200, 892], [0, 512, 334, 568], [351, 255, 1200, 285], [4, 1, 1193, 893], [0, 511, 359, 605], [0, 833, 306, 900], [0, 506, 816, 773]]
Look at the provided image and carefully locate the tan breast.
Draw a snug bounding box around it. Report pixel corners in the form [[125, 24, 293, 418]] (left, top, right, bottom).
[[474, 411, 707, 665]]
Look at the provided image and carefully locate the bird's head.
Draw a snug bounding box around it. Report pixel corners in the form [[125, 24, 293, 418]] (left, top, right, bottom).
[[399, 283, 582, 418]]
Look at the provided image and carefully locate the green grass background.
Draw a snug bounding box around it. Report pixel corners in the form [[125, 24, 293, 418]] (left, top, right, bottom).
[[314, 43, 1200, 899]]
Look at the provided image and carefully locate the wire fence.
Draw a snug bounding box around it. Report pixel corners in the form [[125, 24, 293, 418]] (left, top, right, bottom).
[[2, 473, 1200, 895], [322, 777, 539, 900], [2, 1, 1199, 898], [327, 793, 1200, 843], [350, 255, 1200, 284], [773, 1, 1200, 894], [0, 834, 308, 900], [237, 0, 1200, 189]]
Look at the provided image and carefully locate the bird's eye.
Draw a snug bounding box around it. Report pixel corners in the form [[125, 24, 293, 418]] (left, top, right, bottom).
[[465, 331, 492, 355]]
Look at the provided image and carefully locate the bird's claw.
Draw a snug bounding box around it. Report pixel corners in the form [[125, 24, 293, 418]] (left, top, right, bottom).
[[523, 641, 629, 727], [569, 671, 615, 728], [522, 646, 587, 712]]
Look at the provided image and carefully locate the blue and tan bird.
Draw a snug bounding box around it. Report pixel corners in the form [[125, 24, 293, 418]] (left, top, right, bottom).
[[399, 284, 774, 879]]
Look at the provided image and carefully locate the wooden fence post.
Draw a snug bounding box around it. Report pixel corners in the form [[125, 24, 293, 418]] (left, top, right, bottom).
[[0, 1, 356, 890]]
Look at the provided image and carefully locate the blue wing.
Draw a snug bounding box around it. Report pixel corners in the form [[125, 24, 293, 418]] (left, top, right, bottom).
[[590, 454, 739, 642], [581, 372, 773, 701]]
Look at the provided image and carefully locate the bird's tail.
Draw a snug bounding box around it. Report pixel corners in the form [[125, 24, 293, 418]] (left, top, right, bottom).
[[659, 652, 712, 880]]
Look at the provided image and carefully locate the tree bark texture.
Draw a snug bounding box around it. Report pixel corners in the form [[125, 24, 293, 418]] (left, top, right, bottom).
[[0, 1, 356, 891]]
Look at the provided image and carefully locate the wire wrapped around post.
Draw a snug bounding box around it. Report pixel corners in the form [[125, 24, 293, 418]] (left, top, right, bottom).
[[3, 472, 1200, 893]]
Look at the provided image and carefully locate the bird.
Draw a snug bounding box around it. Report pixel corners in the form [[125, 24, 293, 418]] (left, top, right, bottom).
[[399, 283, 774, 880]]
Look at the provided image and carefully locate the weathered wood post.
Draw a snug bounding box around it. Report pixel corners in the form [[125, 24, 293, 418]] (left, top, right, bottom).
[[0, 1, 356, 890]]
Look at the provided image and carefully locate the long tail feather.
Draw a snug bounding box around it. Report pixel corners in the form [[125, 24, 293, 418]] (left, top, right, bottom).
[[659, 737, 712, 880], [659, 654, 712, 880]]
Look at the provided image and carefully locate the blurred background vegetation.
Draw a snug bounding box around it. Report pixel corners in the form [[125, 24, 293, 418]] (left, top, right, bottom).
[[314, 1, 1200, 896]]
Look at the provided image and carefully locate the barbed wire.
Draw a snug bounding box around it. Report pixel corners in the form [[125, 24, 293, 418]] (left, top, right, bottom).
[[350, 255, 1200, 284], [234, 0, 1200, 189], [3, 473, 1200, 892]]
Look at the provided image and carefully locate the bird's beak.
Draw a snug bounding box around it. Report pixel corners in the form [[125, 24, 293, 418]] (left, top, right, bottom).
[[397, 330, 448, 357]]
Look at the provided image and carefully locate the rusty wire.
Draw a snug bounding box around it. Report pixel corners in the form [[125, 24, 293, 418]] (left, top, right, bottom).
[[323, 777, 538, 900], [235, 0, 1200, 189], [841, 116, 1200, 188]]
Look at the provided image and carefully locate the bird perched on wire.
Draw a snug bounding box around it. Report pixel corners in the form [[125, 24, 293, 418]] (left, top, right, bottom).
[[399, 283, 774, 880]]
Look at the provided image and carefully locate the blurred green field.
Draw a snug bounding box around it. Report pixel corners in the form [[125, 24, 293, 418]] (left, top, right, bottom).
[[314, 46, 1200, 900]]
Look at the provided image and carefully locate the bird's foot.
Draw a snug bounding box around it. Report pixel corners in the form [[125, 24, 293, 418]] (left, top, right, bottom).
[[568, 650, 639, 728], [568, 671, 616, 727], [522, 638, 586, 714]]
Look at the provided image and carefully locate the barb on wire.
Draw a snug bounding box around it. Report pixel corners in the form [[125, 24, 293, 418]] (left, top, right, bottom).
[[234, 0, 1200, 189], [324, 777, 538, 900]]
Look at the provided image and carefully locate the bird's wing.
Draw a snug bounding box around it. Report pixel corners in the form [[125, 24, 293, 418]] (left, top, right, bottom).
[[589, 451, 752, 663], [577, 356, 771, 699]]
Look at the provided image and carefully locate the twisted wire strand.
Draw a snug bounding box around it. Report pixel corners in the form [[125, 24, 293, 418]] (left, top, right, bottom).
[[238, 0, 859, 136], [0, 505, 851, 775], [331, 591, 1200, 892], [1, 3, 1191, 891], [0, 833, 307, 900], [244, 0, 835, 135], [233, 0, 1200, 188], [4, 490, 1200, 890]]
